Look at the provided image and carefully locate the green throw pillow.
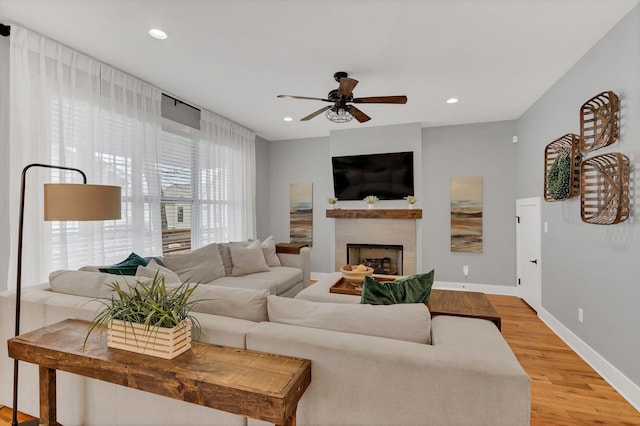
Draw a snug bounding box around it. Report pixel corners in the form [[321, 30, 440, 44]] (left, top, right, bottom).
[[99, 252, 148, 276], [361, 270, 435, 305]]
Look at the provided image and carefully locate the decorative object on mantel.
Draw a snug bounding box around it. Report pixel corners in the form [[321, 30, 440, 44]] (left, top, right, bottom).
[[327, 197, 338, 209], [580, 91, 618, 153], [544, 134, 581, 201], [450, 177, 483, 253], [85, 275, 201, 359], [290, 183, 313, 246], [580, 152, 630, 225], [404, 195, 418, 209], [363, 195, 379, 209]]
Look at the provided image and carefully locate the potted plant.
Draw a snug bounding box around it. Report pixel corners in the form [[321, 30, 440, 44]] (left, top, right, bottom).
[[404, 195, 418, 209], [84, 274, 203, 359], [363, 195, 379, 209], [327, 197, 338, 209]]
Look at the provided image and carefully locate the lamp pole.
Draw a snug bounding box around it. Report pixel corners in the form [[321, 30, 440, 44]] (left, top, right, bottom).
[[12, 163, 87, 426]]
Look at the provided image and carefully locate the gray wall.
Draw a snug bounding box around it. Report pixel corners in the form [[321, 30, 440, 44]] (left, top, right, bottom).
[[261, 120, 518, 288], [255, 135, 271, 240], [423, 121, 517, 286], [516, 5, 640, 387], [0, 36, 9, 291]]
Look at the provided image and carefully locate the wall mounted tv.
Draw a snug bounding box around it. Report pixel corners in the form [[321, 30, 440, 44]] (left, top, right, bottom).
[[331, 151, 414, 200]]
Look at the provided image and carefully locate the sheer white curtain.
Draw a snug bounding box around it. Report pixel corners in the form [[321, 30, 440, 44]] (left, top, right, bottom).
[[197, 110, 256, 246], [8, 25, 162, 288]]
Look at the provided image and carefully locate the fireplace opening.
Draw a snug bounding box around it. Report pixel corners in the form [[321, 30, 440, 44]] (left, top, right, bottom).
[[346, 243, 403, 275]]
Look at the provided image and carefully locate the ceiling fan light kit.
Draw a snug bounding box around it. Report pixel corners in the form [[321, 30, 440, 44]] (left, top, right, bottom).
[[278, 71, 407, 124]]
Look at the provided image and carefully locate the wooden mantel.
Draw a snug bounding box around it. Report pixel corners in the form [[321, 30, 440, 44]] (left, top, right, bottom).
[[326, 209, 422, 219]]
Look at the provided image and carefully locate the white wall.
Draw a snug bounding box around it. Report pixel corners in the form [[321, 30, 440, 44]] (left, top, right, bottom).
[[516, 4, 640, 390]]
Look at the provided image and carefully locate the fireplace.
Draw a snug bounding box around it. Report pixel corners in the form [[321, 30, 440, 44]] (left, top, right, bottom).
[[347, 243, 403, 275]]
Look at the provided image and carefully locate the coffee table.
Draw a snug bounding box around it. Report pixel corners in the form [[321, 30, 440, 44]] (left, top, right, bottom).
[[8, 319, 311, 426], [300, 273, 501, 330]]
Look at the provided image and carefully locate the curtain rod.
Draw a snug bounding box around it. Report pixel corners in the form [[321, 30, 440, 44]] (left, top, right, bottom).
[[162, 93, 201, 112], [0, 23, 10, 37]]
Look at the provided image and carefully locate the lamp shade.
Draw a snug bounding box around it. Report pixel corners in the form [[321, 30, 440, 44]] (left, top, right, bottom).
[[44, 183, 121, 221]]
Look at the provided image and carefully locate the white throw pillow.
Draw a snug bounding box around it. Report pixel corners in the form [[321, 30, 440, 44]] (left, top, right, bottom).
[[162, 243, 225, 284], [230, 240, 270, 277], [267, 295, 431, 344], [135, 259, 181, 284], [183, 284, 269, 322], [261, 236, 281, 267]]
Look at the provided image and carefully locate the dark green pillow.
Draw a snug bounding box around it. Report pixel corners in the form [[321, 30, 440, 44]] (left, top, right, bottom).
[[361, 270, 435, 305], [99, 252, 148, 276]]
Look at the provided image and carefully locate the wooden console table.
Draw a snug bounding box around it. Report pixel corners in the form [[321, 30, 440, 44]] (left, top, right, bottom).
[[8, 319, 311, 426]]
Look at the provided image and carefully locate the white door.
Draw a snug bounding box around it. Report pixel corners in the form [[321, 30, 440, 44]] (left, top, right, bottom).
[[516, 197, 541, 311]]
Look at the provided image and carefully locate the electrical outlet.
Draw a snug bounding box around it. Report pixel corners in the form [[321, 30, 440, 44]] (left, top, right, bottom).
[[463, 265, 469, 276], [578, 308, 584, 323]]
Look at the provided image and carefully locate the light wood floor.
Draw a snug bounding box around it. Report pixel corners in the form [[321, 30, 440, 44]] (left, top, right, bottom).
[[1, 295, 639, 425], [487, 294, 640, 425]]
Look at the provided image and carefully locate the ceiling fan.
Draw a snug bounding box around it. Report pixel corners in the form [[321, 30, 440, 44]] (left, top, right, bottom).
[[277, 71, 407, 123]]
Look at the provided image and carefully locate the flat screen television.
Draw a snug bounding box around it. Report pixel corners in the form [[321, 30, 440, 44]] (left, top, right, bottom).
[[331, 151, 414, 200]]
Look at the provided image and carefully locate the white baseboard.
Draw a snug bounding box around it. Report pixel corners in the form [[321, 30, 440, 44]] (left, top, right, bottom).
[[538, 307, 640, 412], [433, 280, 518, 296]]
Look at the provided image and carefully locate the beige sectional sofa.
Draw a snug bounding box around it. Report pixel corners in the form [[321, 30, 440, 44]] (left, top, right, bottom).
[[0, 243, 530, 426]]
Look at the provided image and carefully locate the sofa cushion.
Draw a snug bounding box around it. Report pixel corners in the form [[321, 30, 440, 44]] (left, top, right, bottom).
[[230, 240, 270, 277], [135, 260, 181, 284], [162, 243, 225, 283], [185, 284, 269, 322], [240, 266, 302, 295], [261, 236, 281, 267], [211, 276, 279, 295], [49, 270, 141, 299], [267, 295, 431, 344], [99, 252, 148, 276], [361, 270, 435, 305], [217, 243, 234, 277]]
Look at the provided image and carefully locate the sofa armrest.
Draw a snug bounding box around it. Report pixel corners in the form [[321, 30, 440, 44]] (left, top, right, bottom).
[[276, 246, 310, 287], [246, 316, 530, 426]]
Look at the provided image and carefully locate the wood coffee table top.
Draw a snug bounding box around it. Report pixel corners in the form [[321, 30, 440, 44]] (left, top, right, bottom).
[[330, 276, 501, 330]]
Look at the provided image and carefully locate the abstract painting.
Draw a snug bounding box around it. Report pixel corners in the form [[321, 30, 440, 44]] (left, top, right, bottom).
[[450, 176, 483, 253], [290, 183, 313, 246]]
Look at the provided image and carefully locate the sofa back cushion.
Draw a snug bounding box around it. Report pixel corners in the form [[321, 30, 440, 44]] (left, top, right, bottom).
[[261, 236, 281, 267], [184, 284, 269, 322], [230, 240, 270, 277], [267, 295, 431, 344], [162, 243, 225, 284], [49, 270, 141, 299], [135, 259, 181, 284]]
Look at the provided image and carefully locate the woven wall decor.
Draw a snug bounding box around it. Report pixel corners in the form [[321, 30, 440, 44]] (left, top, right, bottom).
[[580, 91, 619, 153], [580, 152, 630, 225], [544, 134, 581, 201]]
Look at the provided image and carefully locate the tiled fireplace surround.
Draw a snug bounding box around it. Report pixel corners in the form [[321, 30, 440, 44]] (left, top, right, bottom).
[[331, 210, 420, 275]]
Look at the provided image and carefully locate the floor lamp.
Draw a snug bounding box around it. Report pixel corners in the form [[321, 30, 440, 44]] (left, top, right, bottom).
[[12, 163, 121, 426]]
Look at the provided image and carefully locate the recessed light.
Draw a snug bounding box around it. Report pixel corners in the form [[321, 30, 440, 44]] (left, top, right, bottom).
[[446, 98, 459, 104], [148, 29, 168, 40], [283, 117, 293, 122]]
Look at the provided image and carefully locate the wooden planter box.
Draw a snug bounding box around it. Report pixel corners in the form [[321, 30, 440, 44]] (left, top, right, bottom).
[[108, 319, 192, 359]]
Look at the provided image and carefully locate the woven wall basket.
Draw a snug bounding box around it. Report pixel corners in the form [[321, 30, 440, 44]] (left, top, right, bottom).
[[108, 319, 192, 359], [580, 91, 619, 153], [580, 152, 630, 225], [544, 134, 581, 201]]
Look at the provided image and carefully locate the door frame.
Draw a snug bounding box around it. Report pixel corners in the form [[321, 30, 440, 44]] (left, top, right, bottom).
[[516, 197, 542, 311]]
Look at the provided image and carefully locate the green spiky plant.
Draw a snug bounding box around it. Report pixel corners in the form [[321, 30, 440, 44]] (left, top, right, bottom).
[[84, 273, 203, 348]]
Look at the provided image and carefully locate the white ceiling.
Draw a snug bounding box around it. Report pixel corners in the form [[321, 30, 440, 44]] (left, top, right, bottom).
[[1, 0, 638, 141]]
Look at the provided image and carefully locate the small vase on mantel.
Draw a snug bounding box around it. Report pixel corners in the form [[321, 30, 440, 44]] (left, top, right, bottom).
[[363, 195, 379, 210], [327, 197, 338, 210], [368, 204, 375, 210], [404, 196, 417, 210]]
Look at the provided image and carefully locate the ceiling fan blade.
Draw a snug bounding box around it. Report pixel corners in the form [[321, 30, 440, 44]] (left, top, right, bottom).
[[338, 77, 359, 97], [278, 95, 332, 102], [348, 106, 371, 123], [301, 106, 331, 121], [352, 96, 408, 104]]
